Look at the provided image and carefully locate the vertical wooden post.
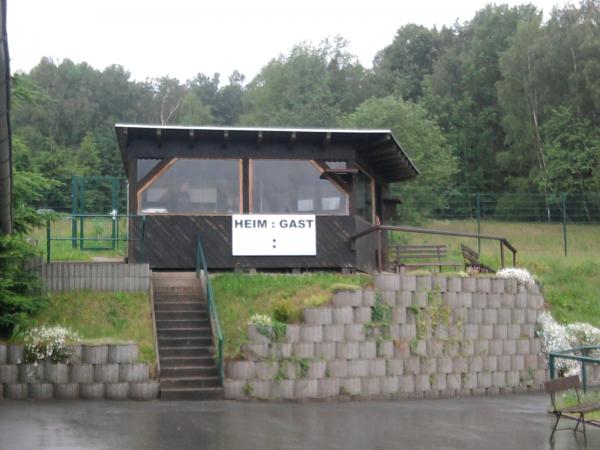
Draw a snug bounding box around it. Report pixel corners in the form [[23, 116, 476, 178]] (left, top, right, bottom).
[[377, 227, 383, 272], [499, 240, 505, 268]]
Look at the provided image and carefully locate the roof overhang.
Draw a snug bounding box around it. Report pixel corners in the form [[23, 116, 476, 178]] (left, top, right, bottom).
[[115, 124, 420, 183]]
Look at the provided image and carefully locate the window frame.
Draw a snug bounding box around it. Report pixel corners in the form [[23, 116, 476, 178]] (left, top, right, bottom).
[[354, 163, 376, 225]]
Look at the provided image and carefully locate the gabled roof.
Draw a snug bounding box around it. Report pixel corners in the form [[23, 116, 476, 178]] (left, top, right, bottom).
[[115, 124, 420, 182]]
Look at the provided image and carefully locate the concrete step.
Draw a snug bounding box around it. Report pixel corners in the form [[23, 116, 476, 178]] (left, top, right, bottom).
[[156, 328, 211, 338], [154, 295, 203, 302], [156, 319, 210, 328], [158, 336, 213, 347], [160, 387, 224, 401], [160, 376, 220, 389], [160, 365, 219, 378], [154, 303, 206, 312], [160, 356, 215, 367], [159, 346, 214, 357]]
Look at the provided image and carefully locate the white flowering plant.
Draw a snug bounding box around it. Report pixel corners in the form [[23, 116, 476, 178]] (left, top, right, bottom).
[[23, 325, 80, 364], [496, 267, 536, 287], [248, 313, 286, 342]]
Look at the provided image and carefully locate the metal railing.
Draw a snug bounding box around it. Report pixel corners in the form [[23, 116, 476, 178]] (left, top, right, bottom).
[[349, 224, 517, 272], [45, 213, 146, 262], [548, 346, 600, 392], [196, 235, 224, 386]]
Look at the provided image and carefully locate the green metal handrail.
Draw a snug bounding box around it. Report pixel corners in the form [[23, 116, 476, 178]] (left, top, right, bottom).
[[548, 346, 600, 392], [196, 235, 224, 385]]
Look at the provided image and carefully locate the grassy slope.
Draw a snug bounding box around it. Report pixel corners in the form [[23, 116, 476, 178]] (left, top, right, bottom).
[[212, 272, 370, 358], [26, 291, 155, 364]]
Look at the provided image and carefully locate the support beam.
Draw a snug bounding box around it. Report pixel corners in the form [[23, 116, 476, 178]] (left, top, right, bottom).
[[288, 131, 296, 149], [156, 129, 162, 148], [321, 132, 331, 150], [188, 129, 194, 148], [256, 130, 263, 148], [223, 130, 229, 148]]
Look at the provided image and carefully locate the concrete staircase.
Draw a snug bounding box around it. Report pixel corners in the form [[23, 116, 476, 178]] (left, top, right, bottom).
[[152, 272, 223, 400]]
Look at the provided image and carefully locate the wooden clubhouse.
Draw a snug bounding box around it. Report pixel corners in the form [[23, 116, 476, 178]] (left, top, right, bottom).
[[115, 125, 419, 271]]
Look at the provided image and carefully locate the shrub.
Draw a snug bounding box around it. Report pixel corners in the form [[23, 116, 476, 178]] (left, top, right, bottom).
[[23, 325, 80, 363], [272, 298, 302, 323]]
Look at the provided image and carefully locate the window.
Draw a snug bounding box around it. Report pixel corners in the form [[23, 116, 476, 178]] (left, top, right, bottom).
[[251, 160, 348, 215], [138, 159, 240, 214], [137, 159, 162, 181], [355, 168, 374, 223]]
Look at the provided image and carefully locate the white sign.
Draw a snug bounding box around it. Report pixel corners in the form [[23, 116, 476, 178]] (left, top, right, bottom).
[[232, 215, 316, 256]]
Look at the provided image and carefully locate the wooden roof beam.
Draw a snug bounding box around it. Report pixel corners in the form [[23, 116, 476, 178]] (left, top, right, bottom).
[[289, 131, 296, 149], [188, 130, 195, 148], [321, 132, 331, 150], [156, 129, 162, 148], [223, 130, 229, 148], [256, 130, 263, 148]]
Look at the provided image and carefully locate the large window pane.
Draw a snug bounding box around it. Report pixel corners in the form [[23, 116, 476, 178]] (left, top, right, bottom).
[[252, 160, 347, 215], [355, 169, 373, 223], [140, 159, 240, 213], [137, 159, 162, 181]]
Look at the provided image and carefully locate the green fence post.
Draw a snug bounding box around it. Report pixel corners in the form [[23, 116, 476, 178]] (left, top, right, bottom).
[[111, 178, 118, 250], [476, 192, 481, 254], [562, 192, 568, 257], [46, 218, 51, 263], [71, 176, 78, 248], [79, 178, 85, 250], [549, 354, 555, 380]]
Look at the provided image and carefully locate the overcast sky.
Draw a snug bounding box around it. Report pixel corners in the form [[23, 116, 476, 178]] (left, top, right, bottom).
[[10, 0, 565, 83]]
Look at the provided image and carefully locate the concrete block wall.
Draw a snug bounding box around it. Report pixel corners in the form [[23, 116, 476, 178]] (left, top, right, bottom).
[[224, 273, 546, 401], [37, 263, 150, 292], [0, 343, 158, 400]]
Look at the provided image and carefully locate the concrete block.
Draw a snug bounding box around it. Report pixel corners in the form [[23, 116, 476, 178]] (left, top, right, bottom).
[[327, 360, 348, 378], [347, 360, 369, 377], [270, 343, 292, 359], [504, 340, 517, 355], [30, 383, 54, 400], [332, 307, 353, 325], [0, 365, 18, 383], [285, 325, 300, 343], [493, 325, 508, 340], [517, 339, 530, 355], [317, 378, 340, 398], [462, 373, 478, 389], [80, 383, 105, 400], [469, 356, 483, 373], [516, 292, 528, 308], [420, 358, 437, 375], [304, 308, 332, 325], [506, 371, 520, 386], [362, 289, 376, 307], [412, 291, 428, 308], [294, 379, 318, 398], [462, 277, 476, 293], [399, 274, 417, 291], [447, 277, 462, 292], [315, 342, 336, 360], [380, 376, 399, 394], [369, 359, 387, 377], [55, 383, 79, 400], [416, 275, 433, 291], [396, 291, 412, 308], [410, 340, 427, 356], [443, 292, 459, 309], [452, 308, 468, 323], [387, 359, 403, 376], [374, 273, 399, 291], [224, 380, 246, 400], [358, 341, 376, 359], [92, 363, 120, 385], [345, 324, 365, 342], [69, 364, 94, 383], [453, 357, 468, 373], [476, 278, 491, 293], [106, 382, 130, 400], [448, 325, 464, 341], [489, 340, 504, 356], [468, 309, 483, 324], [512, 309, 525, 325], [378, 341, 394, 358], [392, 307, 406, 324], [497, 355, 511, 371], [336, 342, 359, 360], [279, 360, 297, 380], [300, 325, 323, 343], [322, 324, 345, 342], [5, 383, 28, 399], [531, 295, 545, 309], [242, 343, 269, 359], [474, 340, 489, 355], [293, 343, 315, 359], [0, 345, 6, 364], [529, 283, 541, 295], [483, 356, 497, 372], [504, 278, 518, 294], [511, 355, 525, 371], [460, 340, 475, 356], [501, 294, 516, 308], [43, 363, 69, 384], [404, 357, 420, 375], [465, 325, 479, 339], [492, 372, 506, 387], [255, 361, 278, 380], [432, 275, 447, 292], [353, 307, 372, 324], [472, 293, 486, 308], [427, 340, 444, 357], [129, 381, 159, 400], [491, 279, 505, 293], [508, 324, 521, 340], [479, 325, 493, 340], [108, 343, 138, 363], [437, 357, 453, 374], [483, 309, 498, 324], [361, 377, 381, 396], [433, 325, 449, 340], [486, 386, 501, 396], [458, 292, 473, 308], [478, 372, 492, 388], [525, 355, 539, 370], [522, 324, 535, 339], [526, 309, 538, 324], [82, 345, 108, 364], [272, 379, 295, 399], [119, 363, 149, 382], [306, 361, 326, 379], [7, 345, 24, 364], [381, 290, 396, 307], [339, 377, 361, 396], [487, 294, 501, 308], [397, 374, 414, 394], [398, 324, 417, 340], [332, 290, 362, 308], [414, 374, 431, 392], [446, 374, 461, 390], [19, 364, 43, 383], [66, 345, 83, 364]]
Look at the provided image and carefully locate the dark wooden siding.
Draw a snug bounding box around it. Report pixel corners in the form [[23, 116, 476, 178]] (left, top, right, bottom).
[[131, 215, 358, 270]]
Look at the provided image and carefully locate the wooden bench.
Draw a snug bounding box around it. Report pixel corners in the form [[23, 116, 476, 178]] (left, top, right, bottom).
[[545, 375, 600, 442], [460, 244, 494, 274], [391, 244, 462, 272]]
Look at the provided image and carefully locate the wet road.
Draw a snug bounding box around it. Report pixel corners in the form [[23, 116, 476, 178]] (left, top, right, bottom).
[[0, 393, 596, 449]]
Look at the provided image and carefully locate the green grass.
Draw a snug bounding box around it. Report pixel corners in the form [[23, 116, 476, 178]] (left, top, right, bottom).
[[555, 388, 600, 421], [399, 220, 600, 328], [23, 291, 156, 365], [212, 272, 370, 358]]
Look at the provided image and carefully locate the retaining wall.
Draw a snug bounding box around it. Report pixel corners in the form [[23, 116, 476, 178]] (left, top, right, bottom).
[[224, 273, 547, 400], [36, 263, 150, 292], [0, 343, 158, 400]]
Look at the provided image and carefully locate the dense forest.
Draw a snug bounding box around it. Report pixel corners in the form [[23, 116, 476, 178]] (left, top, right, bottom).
[[11, 1, 600, 211]]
